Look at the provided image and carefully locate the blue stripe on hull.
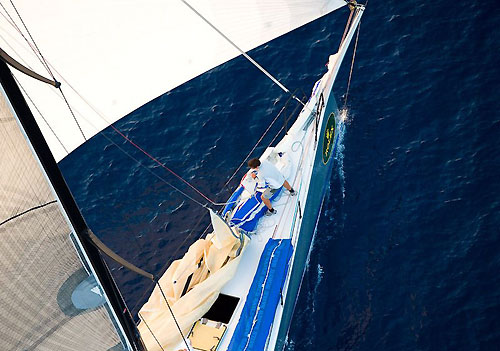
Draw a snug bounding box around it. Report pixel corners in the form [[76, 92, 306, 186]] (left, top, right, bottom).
[[274, 96, 341, 350]]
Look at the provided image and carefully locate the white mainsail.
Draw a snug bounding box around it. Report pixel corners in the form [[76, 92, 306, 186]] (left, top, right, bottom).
[[0, 0, 347, 162], [0, 1, 365, 350]]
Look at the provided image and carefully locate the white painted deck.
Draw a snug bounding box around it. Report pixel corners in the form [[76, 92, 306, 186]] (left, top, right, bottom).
[[208, 81, 328, 351], [168, 16, 364, 345]]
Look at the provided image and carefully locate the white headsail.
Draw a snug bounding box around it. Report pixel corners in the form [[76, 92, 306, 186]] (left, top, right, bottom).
[[0, 0, 347, 161]]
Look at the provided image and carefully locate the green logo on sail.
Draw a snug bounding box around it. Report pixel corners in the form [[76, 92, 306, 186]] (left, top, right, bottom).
[[322, 112, 336, 164]]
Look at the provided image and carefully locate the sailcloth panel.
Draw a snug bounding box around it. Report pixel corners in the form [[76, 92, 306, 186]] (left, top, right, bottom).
[[0, 90, 127, 349], [209, 209, 237, 249], [138, 233, 245, 351], [0, 0, 346, 161]]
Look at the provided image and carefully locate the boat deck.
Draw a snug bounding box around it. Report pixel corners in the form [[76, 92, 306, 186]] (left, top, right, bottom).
[[172, 54, 345, 350], [213, 105, 320, 351]]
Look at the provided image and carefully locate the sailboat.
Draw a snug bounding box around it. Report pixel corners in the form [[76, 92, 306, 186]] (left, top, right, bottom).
[[0, 1, 365, 350]]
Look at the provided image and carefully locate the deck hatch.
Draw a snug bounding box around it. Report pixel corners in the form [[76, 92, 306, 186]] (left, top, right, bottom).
[[202, 293, 240, 324]]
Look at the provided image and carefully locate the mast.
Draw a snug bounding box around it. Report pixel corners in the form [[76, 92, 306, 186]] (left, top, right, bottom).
[[0, 59, 145, 351]]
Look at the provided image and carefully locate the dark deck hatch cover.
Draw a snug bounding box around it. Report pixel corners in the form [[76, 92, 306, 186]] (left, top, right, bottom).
[[202, 294, 240, 324]]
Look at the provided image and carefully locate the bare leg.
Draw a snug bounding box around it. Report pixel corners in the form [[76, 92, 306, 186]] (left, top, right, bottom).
[[261, 193, 273, 210], [283, 180, 292, 191]]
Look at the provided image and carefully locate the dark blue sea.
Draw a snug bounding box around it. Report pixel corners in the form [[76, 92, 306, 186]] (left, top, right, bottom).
[[59, 1, 500, 350]]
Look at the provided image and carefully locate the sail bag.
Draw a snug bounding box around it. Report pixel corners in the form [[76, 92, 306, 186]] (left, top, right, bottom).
[[138, 225, 245, 350]]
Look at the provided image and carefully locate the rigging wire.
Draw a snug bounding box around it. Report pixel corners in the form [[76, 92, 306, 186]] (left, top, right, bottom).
[[137, 313, 165, 351], [339, 4, 355, 49], [14, 73, 69, 153], [57, 85, 86, 140], [222, 103, 288, 190], [4, 0, 85, 140], [0, 2, 51, 77], [156, 281, 192, 351], [179, 0, 306, 108], [108, 124, 217, 206], [343, 18, 361, 108], [35, 60, 223, 209], [0, 19, 70, 151], [98, 127, 240, 208], [266, 100, 303, 148], [137, 282, 192, 351], [98, 130, 209, 209], [8, 0, 55, 79]]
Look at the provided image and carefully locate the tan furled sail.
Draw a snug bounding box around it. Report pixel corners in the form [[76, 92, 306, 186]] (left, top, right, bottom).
[[138, 230, 245, 350]]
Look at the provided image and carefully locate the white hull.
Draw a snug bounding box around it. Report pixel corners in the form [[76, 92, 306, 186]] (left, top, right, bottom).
[[217, 56, 343, 351], [147, 6, 364, 351]]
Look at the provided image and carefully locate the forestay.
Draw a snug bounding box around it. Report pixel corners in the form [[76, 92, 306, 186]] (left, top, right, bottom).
[[0, 0, 347, 162]]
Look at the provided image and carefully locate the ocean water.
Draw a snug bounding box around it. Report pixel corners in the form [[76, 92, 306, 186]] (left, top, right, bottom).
[[59, 1, 500, 350]]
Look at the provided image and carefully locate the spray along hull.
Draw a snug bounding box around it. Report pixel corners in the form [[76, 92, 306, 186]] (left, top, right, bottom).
[[138, 5, 364, 349], [137, 64, 347, 351], [273, 95, 342, 351], [136, 51, 352, 351], [220, 74, 345, 351]]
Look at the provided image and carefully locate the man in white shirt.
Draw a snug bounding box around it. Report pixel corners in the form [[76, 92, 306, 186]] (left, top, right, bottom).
[[248, 158, 296, 215]]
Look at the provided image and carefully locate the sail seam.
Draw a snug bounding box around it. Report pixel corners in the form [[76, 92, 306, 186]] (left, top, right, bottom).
[[0, 199, 57, 227]]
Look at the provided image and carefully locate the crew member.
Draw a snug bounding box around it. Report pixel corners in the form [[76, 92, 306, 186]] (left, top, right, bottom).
[[247, 158, 296, 215]]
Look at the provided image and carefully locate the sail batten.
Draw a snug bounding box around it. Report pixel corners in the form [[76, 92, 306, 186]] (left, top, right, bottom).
[[0, 0, 347, 161]]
